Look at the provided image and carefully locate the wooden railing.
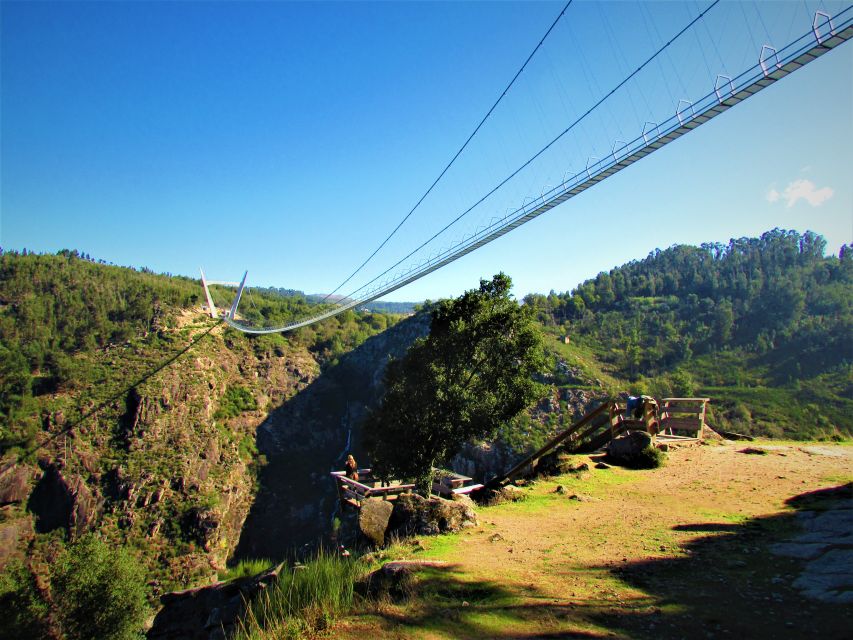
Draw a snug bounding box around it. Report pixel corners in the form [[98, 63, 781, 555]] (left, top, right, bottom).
[[486, 400, 618, 489], [330, 469, 416, 506], [660, 397, 710, 439]]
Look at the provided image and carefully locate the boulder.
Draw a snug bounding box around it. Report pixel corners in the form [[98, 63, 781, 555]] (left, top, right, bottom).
[[606, 431, 653, 464], [0, 516, 34, 570], [360, 560, 447, 600], [0, 463, 36, 505], [358, 498, 394, 546], [148, 563, 282, 640], [388, 493, 477, 538], [27, 466, 101, 538]]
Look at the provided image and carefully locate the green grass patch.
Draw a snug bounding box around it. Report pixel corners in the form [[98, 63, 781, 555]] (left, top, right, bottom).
[[218, 557, 275, 582], [233, 549, 364, 640]]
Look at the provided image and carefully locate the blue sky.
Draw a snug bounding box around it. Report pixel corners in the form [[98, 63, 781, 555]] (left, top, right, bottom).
[[2, 1, 851, 302]]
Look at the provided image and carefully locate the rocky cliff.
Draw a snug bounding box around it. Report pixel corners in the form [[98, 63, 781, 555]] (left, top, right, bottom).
[[0, 312, 322, 591]]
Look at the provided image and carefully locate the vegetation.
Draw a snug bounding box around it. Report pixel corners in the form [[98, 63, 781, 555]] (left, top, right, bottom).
[[0, 535, 149, 640], [219, 557, 275, 582], [524, 230, 852, 439], [50, 534, 150, 640], [618, 444, 666, 469], [366, 273, 546, 493], [0, 248, 401, 457], [234, 549, 363, 639], [215, 385, 259, 420], [0, 559, 50, 640]]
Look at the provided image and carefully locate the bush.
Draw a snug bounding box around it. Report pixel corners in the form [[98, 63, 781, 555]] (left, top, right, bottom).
[[50, 534, 150, 640], [623, 445, 666, 469], [670, 369, 695, 397], [215, 385, 258, 420], [0, 560, 49, 640]]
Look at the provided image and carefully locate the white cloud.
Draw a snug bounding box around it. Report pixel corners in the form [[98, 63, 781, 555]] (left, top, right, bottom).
[[781, 179, 834, 208], [765, 188, 780, 203]]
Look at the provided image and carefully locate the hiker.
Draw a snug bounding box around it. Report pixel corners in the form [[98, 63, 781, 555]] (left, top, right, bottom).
[[345, 454, 359, 482]]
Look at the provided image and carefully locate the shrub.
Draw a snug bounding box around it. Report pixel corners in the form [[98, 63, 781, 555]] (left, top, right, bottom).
[[215, 385, 258, 420], [623, 445, 666, 469], [0, 560, 49, 640], [670, 369, 695, 397], [50, 534, 150, 640]]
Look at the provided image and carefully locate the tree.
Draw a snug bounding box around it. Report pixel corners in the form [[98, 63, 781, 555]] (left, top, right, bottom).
[[365, 273, 546, 493], [50, 534, 150, 640]]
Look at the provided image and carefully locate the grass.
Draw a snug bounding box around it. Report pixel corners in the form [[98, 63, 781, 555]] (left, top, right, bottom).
[[232, 548, 365, 640], [218, 557, 274, 582]]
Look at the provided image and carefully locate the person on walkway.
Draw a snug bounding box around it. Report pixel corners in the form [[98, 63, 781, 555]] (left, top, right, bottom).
[[344, 454, 359, 482]]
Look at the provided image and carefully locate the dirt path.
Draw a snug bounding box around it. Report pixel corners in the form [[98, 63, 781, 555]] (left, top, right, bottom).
[[337, 441, 853, 639]]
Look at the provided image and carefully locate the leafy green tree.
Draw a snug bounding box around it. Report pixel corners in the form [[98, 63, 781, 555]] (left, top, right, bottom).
[[50, 534, 150, 640], [365, 274, 546, 493], [0, 560, 50, 640]]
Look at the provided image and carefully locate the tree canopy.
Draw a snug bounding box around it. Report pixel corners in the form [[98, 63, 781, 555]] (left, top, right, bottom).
[[365, 273, 545, 491]]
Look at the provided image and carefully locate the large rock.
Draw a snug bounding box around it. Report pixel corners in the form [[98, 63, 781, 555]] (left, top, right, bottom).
[[27, 466, 100, 539], [358, 498, 394, 546], [0, 463, 36, 505], [0, 516, 34, 570], [388, 493, 477, 538], [606, 431, 653, 464], [361, 560, 448, 600], [148, 563, 282, 640]]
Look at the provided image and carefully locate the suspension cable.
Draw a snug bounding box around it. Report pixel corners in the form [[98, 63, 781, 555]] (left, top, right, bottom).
[[321, 0, 574, 303]]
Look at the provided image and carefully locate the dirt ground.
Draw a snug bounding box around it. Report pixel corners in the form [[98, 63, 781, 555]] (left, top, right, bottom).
[[335, 440, 853, 639]]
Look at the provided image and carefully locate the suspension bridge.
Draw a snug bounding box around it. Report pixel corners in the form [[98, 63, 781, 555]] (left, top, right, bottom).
[[203, 4, 852, 334]]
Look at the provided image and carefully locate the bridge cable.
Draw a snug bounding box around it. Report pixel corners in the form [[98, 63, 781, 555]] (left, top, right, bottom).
[[320, 0, 574, 303], [341, 0, 721, 303]]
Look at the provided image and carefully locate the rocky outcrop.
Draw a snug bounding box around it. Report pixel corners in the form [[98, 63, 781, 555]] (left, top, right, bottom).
[[0, 462, 36, 505], [27, 466, 101, 539], [606, 431, 653, 466], [148, 563, 283, 640], [360, 560, 448, 600], [386, 493, 477, 538], [358, 498, 394, 546], [0, 515, 34, 570]]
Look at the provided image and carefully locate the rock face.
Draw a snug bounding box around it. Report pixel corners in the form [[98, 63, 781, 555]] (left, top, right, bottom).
[[358, 498, 394, 546], [606, 431, 653, 464], [0, 463, 35, 505], [233, 315, 430, 560], [450, 387, 605, 483], [387, 493, 477, 538], [0, 516, 34, 569], [147, 564, 282, 640], [27, 466, 100, 539]]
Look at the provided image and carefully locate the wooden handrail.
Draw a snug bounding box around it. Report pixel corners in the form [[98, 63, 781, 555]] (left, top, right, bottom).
[[486, 400, 616, 488]]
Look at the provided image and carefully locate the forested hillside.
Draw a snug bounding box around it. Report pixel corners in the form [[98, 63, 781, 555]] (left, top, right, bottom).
[[526, 229, 852, 439], [0, 249, 404, 637], [0, 250, 397, 454]]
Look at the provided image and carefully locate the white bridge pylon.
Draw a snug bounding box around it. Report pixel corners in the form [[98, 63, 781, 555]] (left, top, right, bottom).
[[200, 268, 248, 320]]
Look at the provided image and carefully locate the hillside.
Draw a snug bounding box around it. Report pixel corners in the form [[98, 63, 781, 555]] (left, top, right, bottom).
[[525, 229, 853, 440], [0, 250, 404, 623], [1, 231, 850, 637]]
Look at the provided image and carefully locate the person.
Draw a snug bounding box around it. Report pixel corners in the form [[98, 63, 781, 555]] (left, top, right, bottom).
[[344, 454, 359, 482]]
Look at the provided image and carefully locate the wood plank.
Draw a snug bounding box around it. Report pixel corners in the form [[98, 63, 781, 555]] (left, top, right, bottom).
[[453, 484, 484, 495]]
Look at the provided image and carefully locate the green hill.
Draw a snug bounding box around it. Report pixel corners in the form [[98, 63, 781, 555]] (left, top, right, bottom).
[[526, 229, 852, 439]]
